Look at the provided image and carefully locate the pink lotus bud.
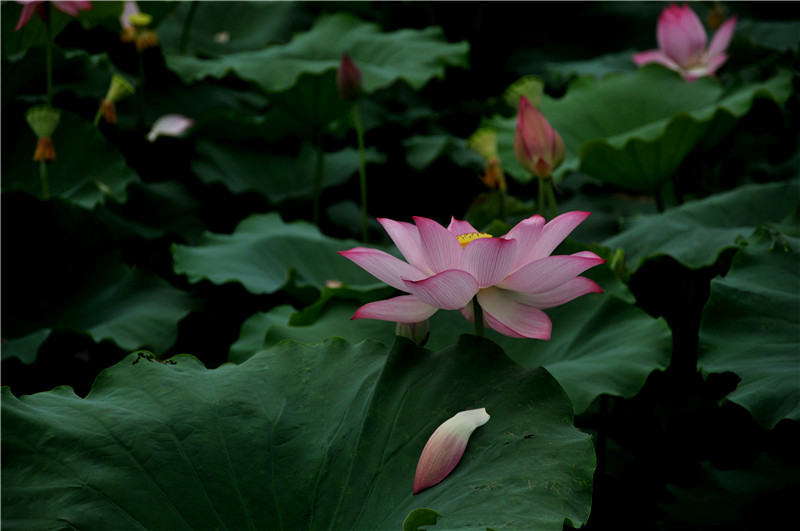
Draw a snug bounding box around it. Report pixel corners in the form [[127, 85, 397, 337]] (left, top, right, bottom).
[[513, 95, 565, 179], [413, 408, 490, 494], [337, 52, 362, 100]]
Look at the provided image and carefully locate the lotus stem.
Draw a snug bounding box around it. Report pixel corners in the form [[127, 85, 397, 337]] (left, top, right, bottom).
[[40, 160, 50, 200], [538, 178, 545, 217], [545, 177, 558, 219], [312, 131, 325, 226], [472, 295, 485, 337], [352, 102, 368, 242]]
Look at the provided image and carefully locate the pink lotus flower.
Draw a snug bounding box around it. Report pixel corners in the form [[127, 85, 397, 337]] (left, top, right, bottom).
[[339, 211, 604, 339], [15, 1, 92, 31], [514, 95, 565, 179], [413, 408, 490, 494], [633, 3, 738, 81]]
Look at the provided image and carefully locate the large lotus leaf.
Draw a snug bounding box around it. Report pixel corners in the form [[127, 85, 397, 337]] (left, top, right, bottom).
[[487, 66, 792, 188], [192, 139, 384, 203], [2, 110, 137, 208], [604, 179, 799, 273], [1, 196, 195, 364], [158, 1, 310, 55], [164, 13, 469, 95], [172, 212, 386, 295], [2, 336, 595, 530], [230, 265, 670, 415], [545, 50, 638, 84], [697, 226, 800, 428], [736, 18, 800, 53]]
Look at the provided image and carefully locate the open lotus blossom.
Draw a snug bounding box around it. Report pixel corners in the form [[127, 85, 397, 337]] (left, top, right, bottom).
[[339, 211, 604, 339], [15, 0, 92, 31], [147, 114, 195, 142], [633, 3, 738, 81], [413, 408, 490, 495]]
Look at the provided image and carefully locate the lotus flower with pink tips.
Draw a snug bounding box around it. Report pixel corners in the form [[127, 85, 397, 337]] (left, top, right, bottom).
[[633, 3, 738, 81], [339, 211, 605, 339]]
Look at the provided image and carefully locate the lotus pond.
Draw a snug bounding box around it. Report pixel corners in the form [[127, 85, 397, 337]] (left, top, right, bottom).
[[2, 1, 799, 530]]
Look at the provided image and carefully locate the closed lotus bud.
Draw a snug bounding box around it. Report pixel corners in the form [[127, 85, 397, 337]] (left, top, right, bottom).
[[100, 74, 135, 124], [337, 52, 362, 100], [413, 408, 490, 495], [396, 320, 430, 347], [513, 95, 565, 179], [26, 105, 61, 162]]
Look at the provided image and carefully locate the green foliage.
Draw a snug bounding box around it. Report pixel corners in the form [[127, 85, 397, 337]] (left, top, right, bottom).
[[229, 263, 671, 415], [488, 66, 793, 188], [698, 225, 800, 428], [604, 180, 800, 273], [2, 111, 137, 207], [164, 13, 469, 95], [172, 212, 387, 295], [2, 198, 195, 364], [2, 336, 595, 530]]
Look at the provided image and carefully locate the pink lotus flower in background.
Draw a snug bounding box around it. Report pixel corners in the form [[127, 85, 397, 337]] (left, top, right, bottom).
[[414, 408, 490, 494], [514, 95, 565, 179], [339, 212, 604, 339], [147, 114, 195, 142], [633, 3, 738, 81], [15, 1, 92, 31]]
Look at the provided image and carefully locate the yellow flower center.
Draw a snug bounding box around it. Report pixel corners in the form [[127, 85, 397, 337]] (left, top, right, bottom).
[[457, 232, 493, 248]]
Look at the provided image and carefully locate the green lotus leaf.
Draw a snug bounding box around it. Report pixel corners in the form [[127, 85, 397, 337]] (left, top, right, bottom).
[[164, 13, 469, 95], [487, 66, 793, 188], [172, 212, 386, 295], [2, 110, 137, 208], [1, 196, 195, 364], [192, 139, 384, 203], [698, 225, 800, 428], [158, 1, 310, 55], [2, 335, 594, 530], [230, 262, 670, 414], [604, 179, 799, 273]]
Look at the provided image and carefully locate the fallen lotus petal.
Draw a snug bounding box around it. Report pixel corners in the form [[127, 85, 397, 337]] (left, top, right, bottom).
[[147, 114, 195, 142], [413, 408, 490, 494]]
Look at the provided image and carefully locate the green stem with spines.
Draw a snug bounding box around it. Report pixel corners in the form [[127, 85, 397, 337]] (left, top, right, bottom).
[[312, 131, 325, 226], [352, 103, 368, 242]]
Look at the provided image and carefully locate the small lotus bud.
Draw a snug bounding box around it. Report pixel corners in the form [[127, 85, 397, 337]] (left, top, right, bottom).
[[337, 52, 362, 100], [396, 320, 430, 347], [413, 408, 490, 494], [513, 95, 565, 179], [147, 114, 195, 142]]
